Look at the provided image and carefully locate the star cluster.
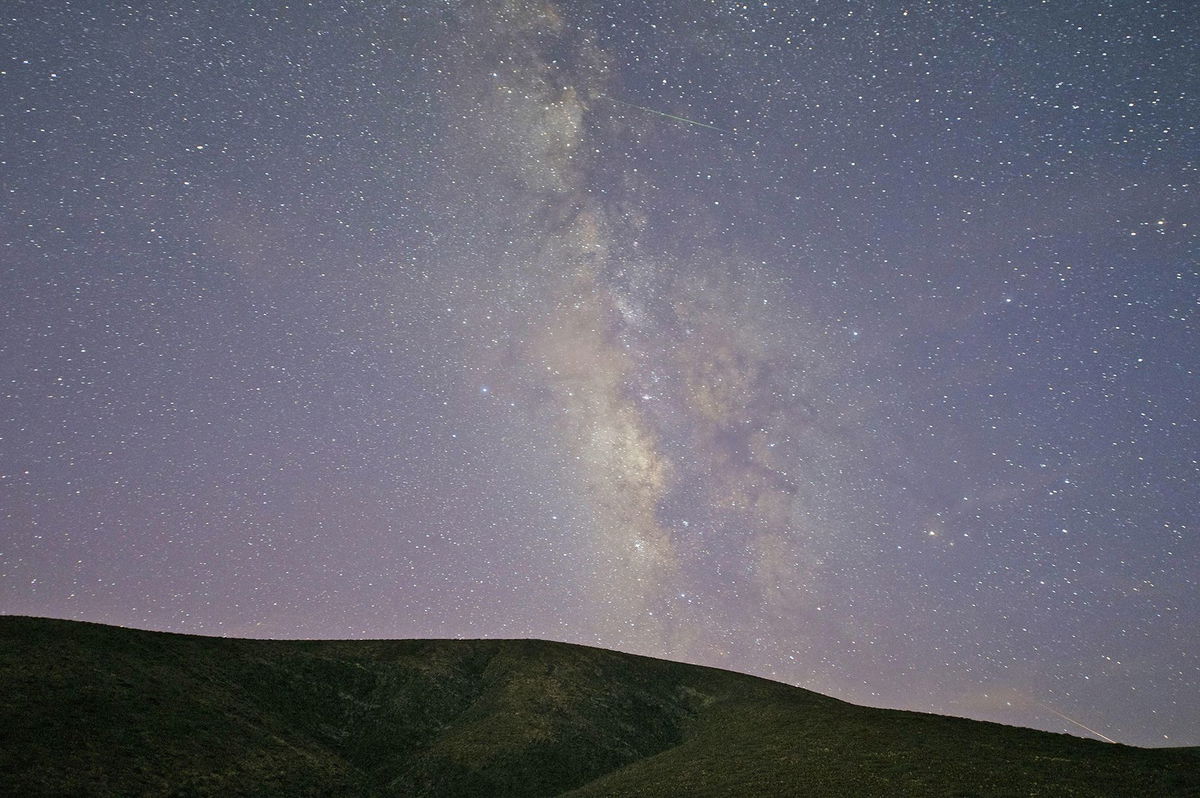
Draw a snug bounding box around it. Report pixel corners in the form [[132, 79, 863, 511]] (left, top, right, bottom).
[[1, 0, 1196, 747]]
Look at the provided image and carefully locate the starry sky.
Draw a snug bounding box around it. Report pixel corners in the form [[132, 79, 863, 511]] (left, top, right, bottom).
[[2, 0, 1197, 747]]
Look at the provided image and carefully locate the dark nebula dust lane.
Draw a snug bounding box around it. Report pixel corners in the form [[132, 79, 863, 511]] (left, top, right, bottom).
[[1, 0, 1197, 747]]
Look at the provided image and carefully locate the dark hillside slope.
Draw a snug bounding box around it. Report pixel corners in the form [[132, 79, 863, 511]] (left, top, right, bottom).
[[1, 616, 1196, 796]]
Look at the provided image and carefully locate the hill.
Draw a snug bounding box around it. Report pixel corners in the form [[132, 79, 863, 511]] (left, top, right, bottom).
[[1, 615, 1195, 796]]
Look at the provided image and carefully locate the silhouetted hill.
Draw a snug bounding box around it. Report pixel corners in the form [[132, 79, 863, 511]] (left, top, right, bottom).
[[1, 616, 1195, 796]]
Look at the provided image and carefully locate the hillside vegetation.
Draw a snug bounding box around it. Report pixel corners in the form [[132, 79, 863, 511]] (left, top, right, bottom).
[[1, 616, 1195, 796]]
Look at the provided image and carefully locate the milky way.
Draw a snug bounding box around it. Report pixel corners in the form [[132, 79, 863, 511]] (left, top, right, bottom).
[[2, 0, 1196, 747]]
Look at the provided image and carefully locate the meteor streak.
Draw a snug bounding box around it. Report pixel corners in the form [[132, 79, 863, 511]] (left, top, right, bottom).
[[1022, 695, 1117, 743], [608, 96, 725, 132]]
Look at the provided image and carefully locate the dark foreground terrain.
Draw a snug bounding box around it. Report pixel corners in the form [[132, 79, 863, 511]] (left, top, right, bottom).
[[1, 616, 1196, 796]]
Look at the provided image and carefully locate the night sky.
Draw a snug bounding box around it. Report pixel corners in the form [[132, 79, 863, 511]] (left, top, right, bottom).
[[2, 0, 1196, 747]]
